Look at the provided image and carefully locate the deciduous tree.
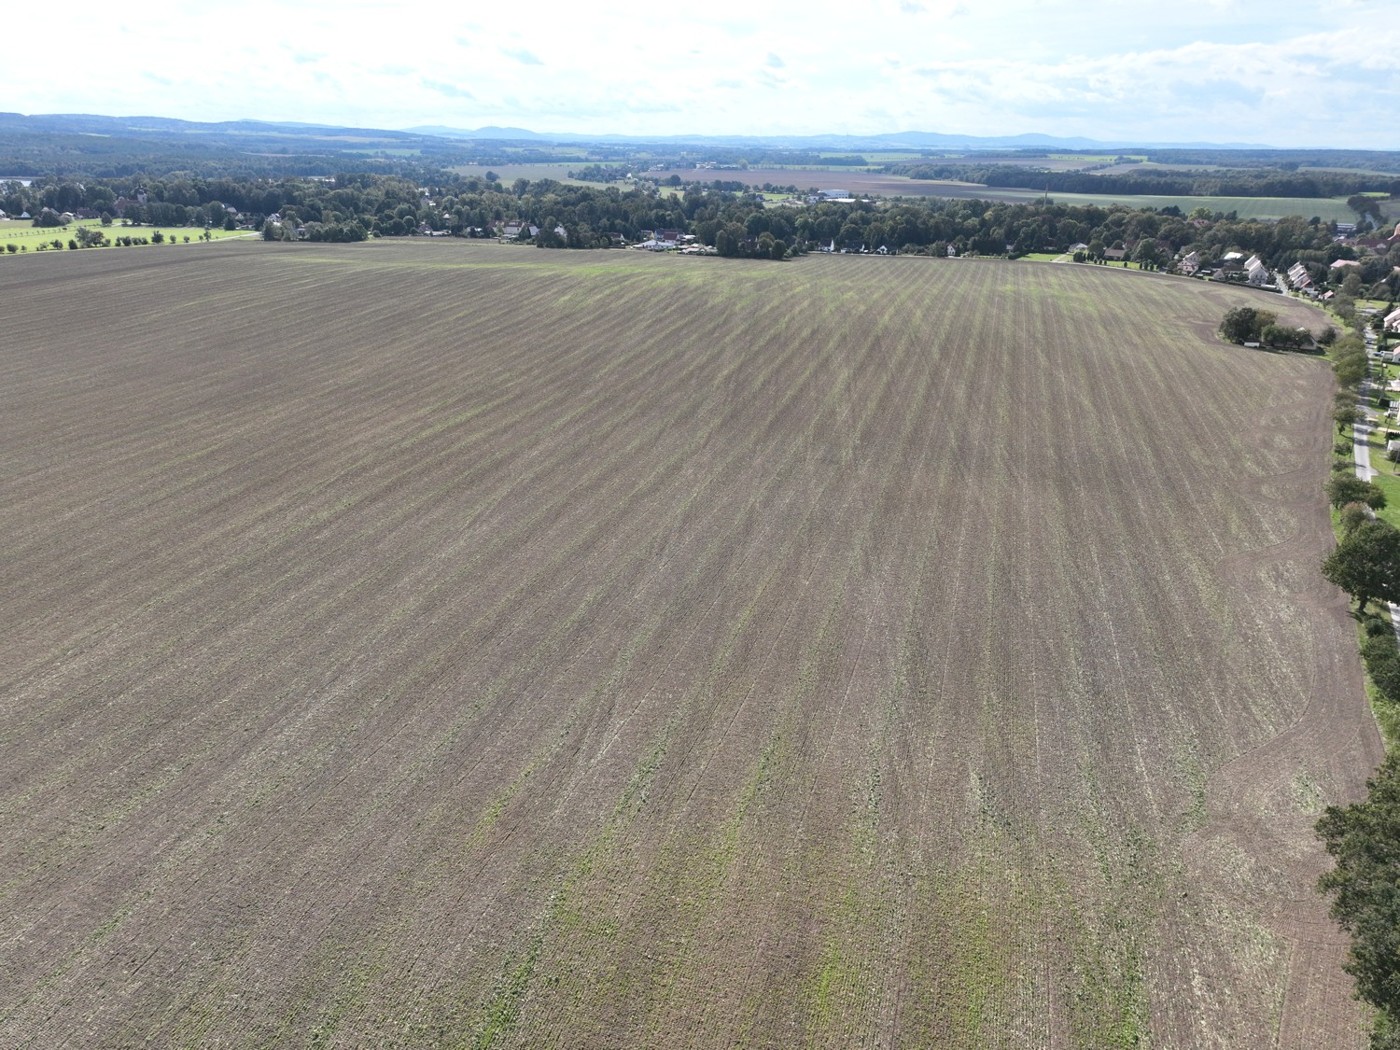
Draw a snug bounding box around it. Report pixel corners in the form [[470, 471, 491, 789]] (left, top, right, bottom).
[[1219, 306, 1273, 344], [1317, 753, 1400, 1049], [1328, 474, 1386, 509], [1322, 519, 1400, 612]]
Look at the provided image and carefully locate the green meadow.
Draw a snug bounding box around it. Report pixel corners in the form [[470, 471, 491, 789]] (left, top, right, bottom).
[[0, 218, 252, 254]]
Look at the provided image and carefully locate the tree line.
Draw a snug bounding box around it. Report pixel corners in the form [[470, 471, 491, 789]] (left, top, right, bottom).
[[7, 167, 1400, 282], [1318, 489, 1400, 1050], [1315, 321, 1400, 1050]]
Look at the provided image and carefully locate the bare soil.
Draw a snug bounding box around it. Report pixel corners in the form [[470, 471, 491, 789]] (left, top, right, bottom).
[[0, 240, 1381, 1048]]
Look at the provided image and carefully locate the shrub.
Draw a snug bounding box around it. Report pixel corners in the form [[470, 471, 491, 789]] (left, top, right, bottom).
[[1364, 647, 1400, 700], [1329, 474, 1386, 509], [1363, 613, 1394, 638], [1341, 502, 1374, 534]]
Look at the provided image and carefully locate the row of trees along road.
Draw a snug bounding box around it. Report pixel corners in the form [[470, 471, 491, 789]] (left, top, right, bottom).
[[1318, 338, 1400, 1048]]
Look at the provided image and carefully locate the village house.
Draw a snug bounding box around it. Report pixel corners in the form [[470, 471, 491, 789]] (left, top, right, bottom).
[[500, 221, 539, 240], [1287, 262, 1313, 290]]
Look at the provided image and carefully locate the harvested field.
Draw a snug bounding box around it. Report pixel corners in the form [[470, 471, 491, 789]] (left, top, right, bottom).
[[0, 241, 1384, 1048], [645, 167, 1358, 221]]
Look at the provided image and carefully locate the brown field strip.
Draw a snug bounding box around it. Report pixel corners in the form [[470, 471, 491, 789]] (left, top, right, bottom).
[[0, 240, 1383, 1047]]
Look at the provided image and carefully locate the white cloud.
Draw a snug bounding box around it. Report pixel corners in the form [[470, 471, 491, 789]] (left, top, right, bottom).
[[1, 1, 1396, 146]]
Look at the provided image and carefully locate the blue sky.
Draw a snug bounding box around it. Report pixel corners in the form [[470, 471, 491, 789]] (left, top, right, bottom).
[[9, 0, 1399, 147]]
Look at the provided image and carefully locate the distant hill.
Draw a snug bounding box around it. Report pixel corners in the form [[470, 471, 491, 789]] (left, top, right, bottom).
[[403, 123, 1270, 151], [0, 112, 1358, 183], [0, 111, 1285, 153], [0, 112, 431, 146]]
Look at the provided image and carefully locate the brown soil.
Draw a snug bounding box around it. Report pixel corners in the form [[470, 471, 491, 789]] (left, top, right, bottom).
[[0, 241, 1380, 1048]]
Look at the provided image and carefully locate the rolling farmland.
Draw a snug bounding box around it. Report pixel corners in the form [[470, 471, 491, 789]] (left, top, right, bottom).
[[0, 241, 1384, 1048], [640, 167, 1361, 221]]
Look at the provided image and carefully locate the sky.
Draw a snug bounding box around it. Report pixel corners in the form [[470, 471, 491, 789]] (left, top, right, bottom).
[[8, 0, 1399, 148]]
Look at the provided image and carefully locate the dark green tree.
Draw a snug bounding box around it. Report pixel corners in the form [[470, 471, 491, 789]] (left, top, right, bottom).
[[1317, 753, 1400, 1049], [714, 223, 744, 258], [1328, 474, 1386, 509], [1322, 519, 1400, 612], [1220, 306, 1266, 343], [1132, 239, 1160, 269], [1336, 354, 1370, 389]]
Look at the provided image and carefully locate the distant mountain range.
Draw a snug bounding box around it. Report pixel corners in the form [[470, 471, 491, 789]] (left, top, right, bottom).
[[0, 111, 1270, 153], [405, 124, 1271, 151]]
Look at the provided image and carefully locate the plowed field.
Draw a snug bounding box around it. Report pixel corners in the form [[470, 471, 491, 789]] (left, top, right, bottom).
[[0, 241, 1383, 1047]]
